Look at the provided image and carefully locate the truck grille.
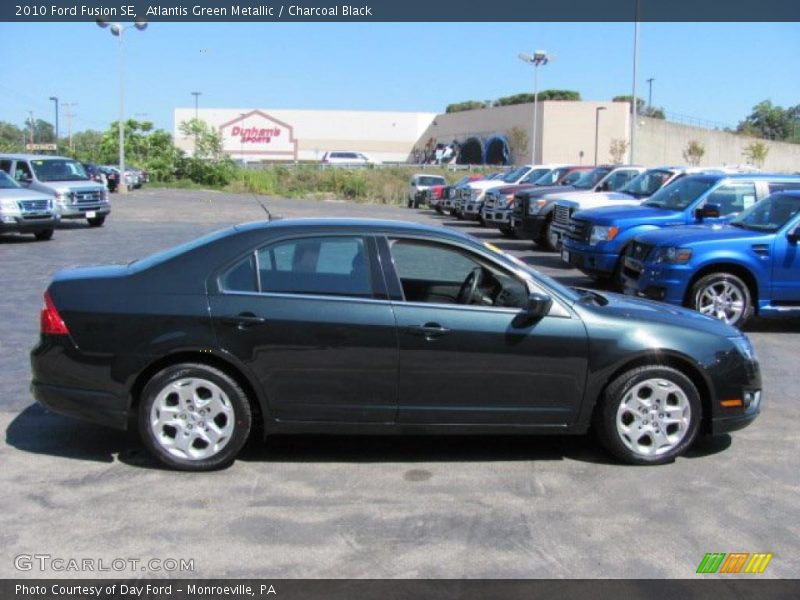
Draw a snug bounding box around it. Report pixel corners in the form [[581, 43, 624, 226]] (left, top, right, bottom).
[[19, 199, 51, 212], [73, 190, 104, 205], [565, 218, 591, 243], [483, 193, 499, 210], [553, 204, 573, 228]]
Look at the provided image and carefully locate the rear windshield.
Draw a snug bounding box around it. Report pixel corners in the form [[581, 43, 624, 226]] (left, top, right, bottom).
[[130, 228, 234, 271], [30, 159, 89, 182]]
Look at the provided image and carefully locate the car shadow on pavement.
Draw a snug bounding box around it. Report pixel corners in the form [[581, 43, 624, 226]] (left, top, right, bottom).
[[742, 318, 800, 333], [7, 403, 733, 470]]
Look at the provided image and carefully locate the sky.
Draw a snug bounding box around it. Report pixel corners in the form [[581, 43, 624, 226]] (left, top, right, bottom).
[[0, 22, 798, 136]]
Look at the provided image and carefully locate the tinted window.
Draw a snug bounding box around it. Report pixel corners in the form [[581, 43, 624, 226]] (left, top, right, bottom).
[[732, 193, 800, 232], [389, 239, 527, 308], [0, 160, 11, 174], [703, 182, 756, 215], [620, 169, 672, 198], [643, 177, 718, 210], [768, 181, 800, 194], [220, 254, 258, 292], [14, 161, 33, 182], [417, 176, 446, 186], [30, 159, 88, 182], [0, 171, 20, 189], [256, 236, 371, 297]]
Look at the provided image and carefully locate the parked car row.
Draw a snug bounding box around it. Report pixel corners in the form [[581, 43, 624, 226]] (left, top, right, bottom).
[[409, 167, 800, 328], [0, 154, 112, 241]]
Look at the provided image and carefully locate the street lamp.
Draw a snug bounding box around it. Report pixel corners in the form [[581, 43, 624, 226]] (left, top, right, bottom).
[[519, 50, 551, 164], [646, 77, 655, 110], [630, 4, 640, 164], [594, 106, 606, 166], [97, 17, 147, 194], [48, 96, 58, 150], [191, 91, 202, 120]]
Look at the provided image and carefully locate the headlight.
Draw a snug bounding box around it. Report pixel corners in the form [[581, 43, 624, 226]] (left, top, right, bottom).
[[54, 191, 70, 205], [0, 198, 18, 209], [504, 193, 514, 205], [589, 225, 619, 246], [730, 336, 757, 362], [528, 199, 547, 215], [652, 247, 693, 264]]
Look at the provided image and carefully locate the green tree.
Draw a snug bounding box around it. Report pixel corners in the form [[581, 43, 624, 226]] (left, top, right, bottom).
[[98, 119, 182, 181], [609, 139, 629, 164], [175, 119, 235, 186], [683, 140, 706, 166], [32, 119, 55, 143], [494, 90, 581, 106], [737, 100, 796, 141], [0, 121, 25, 152], [742, 141, 770, 168], [445, 100, 490, 113], [506, 126, 529, 163], [613, 95, 646, 114]]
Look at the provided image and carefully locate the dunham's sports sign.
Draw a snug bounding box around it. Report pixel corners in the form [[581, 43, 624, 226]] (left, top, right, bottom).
[[219, 110, 298, 160]]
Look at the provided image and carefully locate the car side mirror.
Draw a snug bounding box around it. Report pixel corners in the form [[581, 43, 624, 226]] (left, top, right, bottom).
[[787, 225, 800, 244], [524, 292, 553, 321], [601, 181, 611, 191], [695, 203, 721, 220]]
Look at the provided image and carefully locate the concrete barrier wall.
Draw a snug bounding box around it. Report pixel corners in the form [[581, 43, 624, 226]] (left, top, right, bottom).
[[635, 116, 800, 172]]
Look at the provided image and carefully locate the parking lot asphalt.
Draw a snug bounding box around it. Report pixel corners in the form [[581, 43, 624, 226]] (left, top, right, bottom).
[[1, 188, 799, 579]]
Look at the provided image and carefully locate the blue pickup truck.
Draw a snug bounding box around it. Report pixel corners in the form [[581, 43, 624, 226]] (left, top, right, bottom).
[[621, 190, 800, 327], [560, 173, 800, 283]]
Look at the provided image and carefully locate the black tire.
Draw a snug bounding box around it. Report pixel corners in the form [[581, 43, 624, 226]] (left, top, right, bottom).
[[499, 225, 515, 238], [138, 363, 253, 471], [689, 272, 754, 328], [542, 217, 559, 252], [34, 229, 53, 241], [593, 365, 702, 465], [87, 216, 106, 227]]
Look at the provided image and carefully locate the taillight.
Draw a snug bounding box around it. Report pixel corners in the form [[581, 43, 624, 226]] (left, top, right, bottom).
[[41, 291, 69, 335]]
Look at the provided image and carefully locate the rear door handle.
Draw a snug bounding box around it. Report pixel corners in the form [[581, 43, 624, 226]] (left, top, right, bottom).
[[403, 322, 451, 339], [222, 313, 266, 329]]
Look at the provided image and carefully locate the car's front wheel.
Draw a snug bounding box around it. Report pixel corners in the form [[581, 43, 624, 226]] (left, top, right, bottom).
[[87, 216, 106, 227], [690, 272, 753, 327], [139, 363, 252, 471], [34, 229, 53, 241], [594, 366, 701, 465]]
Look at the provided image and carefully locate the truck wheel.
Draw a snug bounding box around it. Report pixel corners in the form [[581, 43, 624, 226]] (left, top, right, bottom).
[[499, 225, 515, 238], [34, 229, 54, 241], [87, 216, 106, 227], [543, 217, 559, 252], [690, 272, 753, 327], [593, 365, 701, 465]]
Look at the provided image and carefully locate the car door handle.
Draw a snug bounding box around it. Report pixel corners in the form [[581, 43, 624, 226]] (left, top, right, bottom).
[[222, 313, 266, 329], [403, 323, 451, 339]]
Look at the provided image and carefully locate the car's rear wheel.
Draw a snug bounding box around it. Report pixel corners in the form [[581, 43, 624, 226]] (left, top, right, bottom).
[[34, 229, 53, 241], [139, 363, 252, 471], [87, 216, 106, 227], [690, 272, 753, 327], [594, 366, 701, 465]]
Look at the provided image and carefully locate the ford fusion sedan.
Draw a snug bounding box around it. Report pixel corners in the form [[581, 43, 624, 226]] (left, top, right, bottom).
[[31, 219, 761, 471], [622, 190, 800, 327]]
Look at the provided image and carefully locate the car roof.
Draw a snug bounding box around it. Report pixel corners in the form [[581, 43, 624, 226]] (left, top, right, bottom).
[[412, 173, 446, 178], [0, 153, 75, 160], [233, 217, 477, 242]]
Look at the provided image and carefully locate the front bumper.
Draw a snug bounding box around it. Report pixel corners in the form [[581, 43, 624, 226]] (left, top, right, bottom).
[[0, 214, 59, 233], [518, 214, 549, 239], [56, 203, 111, 219], [462, 201, 483, 218], [482, 208, 512, 226], [620, 258, 692, 305], [560, 239, 619, 276]]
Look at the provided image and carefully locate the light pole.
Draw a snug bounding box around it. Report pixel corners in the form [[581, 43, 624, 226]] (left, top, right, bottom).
[[630, 4, 640, 164], [97, 18, 147, 194], [191, 91, 202, 120], [519, 50, 550, 164], [594, 106, 606, 166], [49, 96, 59, 150], [646, 78, 655, 110]]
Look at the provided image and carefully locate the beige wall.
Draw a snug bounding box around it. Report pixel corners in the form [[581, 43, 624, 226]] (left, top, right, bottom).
[[636, 117, 800, 172], [540, 101, 630, 165], [174, 108, 436, 163]]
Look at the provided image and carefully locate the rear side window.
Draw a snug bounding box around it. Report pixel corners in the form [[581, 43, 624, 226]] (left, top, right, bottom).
[[220, 254, 257, 292], [704, 182, 756, 214], [768, 181, 800, 194], [257, 236, 371, 297]]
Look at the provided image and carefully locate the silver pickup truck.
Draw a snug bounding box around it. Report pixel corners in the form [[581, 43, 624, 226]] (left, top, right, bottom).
[[0, 170, 58, 240], [0, 154, 110, 227]]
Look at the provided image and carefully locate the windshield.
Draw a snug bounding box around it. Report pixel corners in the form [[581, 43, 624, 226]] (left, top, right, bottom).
[[619, 169, 673, 198], [642, 176, 718, 210], [573, 168, 611, 190], [521, 168, 552, 184], [0, 171, 21, 189], [418, 176, 446, 186], [30, 159, 89, 182], [533, 167, 569, 186], [730, 193, 800, 233], [501, 166, 530, 183]]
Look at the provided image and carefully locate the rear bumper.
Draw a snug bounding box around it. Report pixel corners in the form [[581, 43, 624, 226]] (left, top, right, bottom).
[[31, 381, 129, 430]]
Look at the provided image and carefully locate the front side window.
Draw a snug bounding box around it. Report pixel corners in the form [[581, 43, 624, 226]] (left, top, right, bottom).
[[388, 238, 527, 308], [0, 170, 20, 189], [620, 169, 673, 198], [14, 161, 33, 182], [642, 176, 718, 210], [573, 168, 611, 190], [731, 193, 800, 233]]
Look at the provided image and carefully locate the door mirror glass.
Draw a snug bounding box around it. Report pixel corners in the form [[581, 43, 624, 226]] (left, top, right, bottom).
[[788, 224, 800, 244], [695, 203, 721, 220]]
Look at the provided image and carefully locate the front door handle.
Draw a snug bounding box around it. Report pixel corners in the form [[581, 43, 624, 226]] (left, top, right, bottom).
[[222, 313, 266, 329], [403, 322, 451, 340]]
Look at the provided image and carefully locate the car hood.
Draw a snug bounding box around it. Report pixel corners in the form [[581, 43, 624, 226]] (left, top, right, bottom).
[[468, 181, 508, 192], [49, 181, 106, 191], [574, 204, 683, 226], [516, 185, 576, 199], [0, 188, 53, 202], [549, 191, 635, 206], [580, 291, 738, 338], [492, 183, 538, 195], [634, 224, 770, 247]]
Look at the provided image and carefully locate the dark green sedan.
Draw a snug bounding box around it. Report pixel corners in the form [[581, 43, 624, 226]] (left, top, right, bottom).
[[31, 219, 761, 470]]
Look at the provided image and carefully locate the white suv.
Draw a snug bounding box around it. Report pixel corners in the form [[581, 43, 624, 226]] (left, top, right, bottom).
[[321, 151, 375, 166]]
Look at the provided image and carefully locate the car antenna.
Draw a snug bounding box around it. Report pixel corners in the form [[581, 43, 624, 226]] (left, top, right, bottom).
[[253, 195, 272, 221]]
